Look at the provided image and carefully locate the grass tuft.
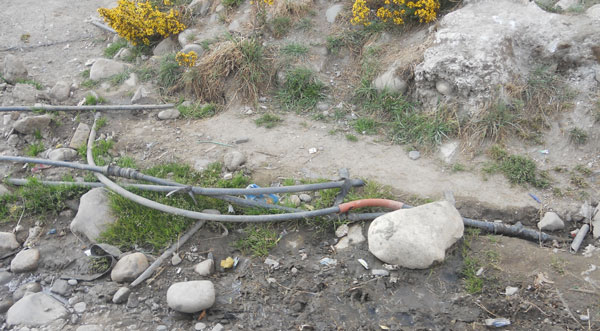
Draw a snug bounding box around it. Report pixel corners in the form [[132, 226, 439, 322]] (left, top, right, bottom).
[[104, 40, 128, 58], [158, 54, 183, 89], [353, 117, 378, 135], [234, 225, 280, 257], [15, 79, 43, 90], [26, 142, 45, 157], [280, 42, 309, 57], [177, 103, 220, 119], [569, 127, 588, 145], [277, 67, 325, 111], [271, 16, 292, 38], [483, 145, 550, 188], [255, 113, 282, 128]]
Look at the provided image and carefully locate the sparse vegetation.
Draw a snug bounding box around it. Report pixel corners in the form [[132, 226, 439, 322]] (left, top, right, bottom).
[[277, 67, 325, 111], [272, 16, 292, 38], [235, 224, 280, 257], [255, 113, 282, 128], [15, 78, 43, 90], [158, 54, 183, 89], [26, 141, 45, 157], [104, 40, 128, 58], [109, 71, 131, 86], [281, 42, 309, 57], [483, 145, 550, 188], [84, 94, 107, 105], [346, 133, 358, 142], [569, 127, 588, 145], [116, 156, 137, 168], [95, 116, 108, 130], [353, 117, 378, 135], [177, 102, 219, 119], [78, 139, 114, 166], [222, 0, 244, 8]]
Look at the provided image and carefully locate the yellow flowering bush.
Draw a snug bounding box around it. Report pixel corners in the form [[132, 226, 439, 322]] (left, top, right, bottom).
[[351, 0, 440, 26], [175, 51, 198, 67], [98, 0, 186, 45]]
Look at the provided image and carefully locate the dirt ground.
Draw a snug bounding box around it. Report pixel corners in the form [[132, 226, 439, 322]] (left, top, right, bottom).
[[1, 0, 600, 330]]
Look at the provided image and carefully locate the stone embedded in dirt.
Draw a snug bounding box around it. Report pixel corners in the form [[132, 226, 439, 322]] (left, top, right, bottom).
[[11, 83, 38, 103], [335, 224, 366, 250], [335, 224, 349, 238], [76, 325, 104, 331], [0, 232, 19, 255], [131, 86, 154, 104], [69, 122, 91, 149], [194, 322, 207, 331], [3, 54, 28, 84], [73, 301, 87, 314], [289, 194, 301, 207], [588, 4, 600, 19], [408, 151, 421, 160], [212, 323, 225, 331], [537, 212, 565, 231], [371, 269, 390, 277], [591, 205, 600, 239], [123, 72, 138, 87], [167, 280, 216, 313], [154, 37, 179, 56], [48, 147, 78, 161], [68, 279, 78, 286], [111, 252, 149, 283], [299, 193, 312, 203], [178, 28, 200, 47], [70, 188, 116, 243], [0, 270, 14, 285], [435, 80, 452, 96], [89, 58, 129, 81], [7, 292, 68, 326], [181, 43, 204, 57], [223, 150, 246, 171], [12, 114, 52, 135], [325, 4, 343, 23], [372, 70, 407, 94], [0, 292, 13, 314], [158, 108, 181, 120], [368, 201, 464, 269], [189, 0, 212, 16], [172, 253, 183, 266], [112, 287, 131, 304], [51, 279, 71, 297], [50, 80, 71, 101], [10, 248, 40, 273], [13, 282, 42, 301], [194, 259, 214, 276]]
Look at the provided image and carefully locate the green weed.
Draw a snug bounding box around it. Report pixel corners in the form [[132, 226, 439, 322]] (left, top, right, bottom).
[[569, 128, 588, 145], [158, 54, 182, 88], [78, 139, 114, 166], [10, 178, 87, 217], [116, 156, 137, 168], [255, 113, 282, 128], [84, 94, 107, 105], [109, 71, 130, 86], [277, 67, 325, 111], [95, 116, 107, 130], [296, 17, 313, 31], [484, 145, 550, 188], [281, 43, 309, 57], [134, 65, 157, 82], [81, 69, 91, 79], [345, 134, 358, 142], [104, 40, 128, 58], [177, 103, 219, 119], [33, 129, 43, 140], [222, 0, 244, 7], [353, 117, 378, 135], [234, 224, 280, 257], [452, 163, 466, 172], [81, 79, 98, 88], [15, 79, 43, 90], [26, 142, 45, 157], [272, 16, 292, 38], [574, 164, 592, 176]]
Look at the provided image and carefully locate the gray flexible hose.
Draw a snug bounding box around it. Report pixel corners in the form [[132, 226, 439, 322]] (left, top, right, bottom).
[[0, 104, 175, 112], [86, 114, 343, 222], [0, 156, 365, 195]]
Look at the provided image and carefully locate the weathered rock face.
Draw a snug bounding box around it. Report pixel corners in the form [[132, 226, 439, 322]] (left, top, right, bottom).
[[111, 252, 149, 283], [90, 59, 129, 81], [154, 37, 179, 56], [70, 188, 116, 243], [537, 211, 565, 231], [13, 114, 52, 134], [11, 83, 38, 103], [368, 201, 464, 269], [167, 281, 215, 313], [7, 293, 68, 326], [223, 150, 246, 171], [373, 70, 407, 94], [414, 0, 600, 113], [3, 54, 28, 84], [188, 0, 213, 16], [69, 123, 91, 149], [50, 80, 71, 101]]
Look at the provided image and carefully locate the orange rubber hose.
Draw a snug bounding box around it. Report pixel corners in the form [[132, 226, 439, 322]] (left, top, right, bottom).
[[337, 199, 404, 214]]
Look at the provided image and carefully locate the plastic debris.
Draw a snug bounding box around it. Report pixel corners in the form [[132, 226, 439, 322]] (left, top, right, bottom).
[[308, 148, 317, 154], [476, 267, 484, 276], [372, 269, 390, 277], [580, 314, 590, 321], [244, 184, 279, 204], [357, 259, 369, 270], [47, 228, 57, 235], [540, 149, 549, 155], [571, 224, 589, 253], [528, 193, 541, 204], [505, 286, 518, 296], [485, 318, 511, 328], [319, 257, 337, 266], [383, 264, 399, 271], [221, 257, 234, 269]]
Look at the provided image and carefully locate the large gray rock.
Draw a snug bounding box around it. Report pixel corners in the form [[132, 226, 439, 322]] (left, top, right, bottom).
[[223, 150, 246, 171], [189, 0, 213, 16], [48, 148, 78, 161], [112, 287, 131, 304], [131, 86, 155, 104], [10, 248, 40, 273], [50, 279, 72, 297], [368, 201, 464, 269], [3, 54, 28, 84], [588, 4, 600, 20], [70, 188, 116, 243], [178, 28, 201, 47], [414, 0, 600, 113], [11, 83, 37, 103], [326, 4, 344, 23], [89, 59, 129, 81], [69, 123, 91, 149], [12, 114, 52, 134], [0, 232, 20, 255], [181, 44, 204, 58], [167, 280, 215, 313], [592, 205, 600, 239], [13, 282, 42, 301], [537, 212, 564, 231], [154, 38, 179, 56], [7, 293, 68, 326], [111, 252, 149, 283], [373, 70, 407, 94], [50, 81, 71, 101]]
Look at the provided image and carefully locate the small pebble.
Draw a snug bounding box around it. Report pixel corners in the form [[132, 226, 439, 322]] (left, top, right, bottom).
[[195, 322, 207, 330], [74, 302, 87, 314], [156, 326, 168, 331], [408, 151, 420, 160], [171, 253, 182, 266], [68, 279, 78, 286]]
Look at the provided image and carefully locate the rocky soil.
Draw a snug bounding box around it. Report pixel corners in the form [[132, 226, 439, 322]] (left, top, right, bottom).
[[1, 0, 600, 330]]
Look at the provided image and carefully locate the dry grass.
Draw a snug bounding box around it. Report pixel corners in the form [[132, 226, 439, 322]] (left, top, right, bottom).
[[462, 66, 573, 147], [271, 0, 314, 17], [175, 37, 274, 102]]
